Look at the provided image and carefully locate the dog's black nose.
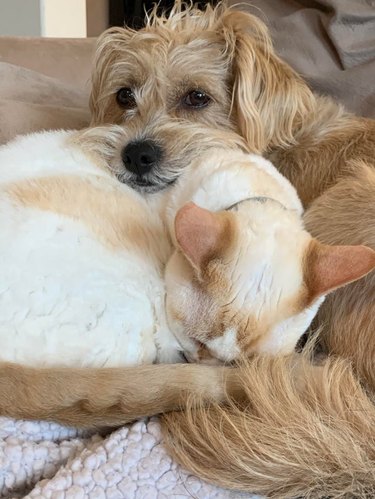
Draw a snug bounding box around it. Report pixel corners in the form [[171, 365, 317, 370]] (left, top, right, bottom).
[[121, 140, 162, 176]]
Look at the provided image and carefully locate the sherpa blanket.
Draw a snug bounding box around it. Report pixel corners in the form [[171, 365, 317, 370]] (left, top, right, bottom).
[[0, 416, 253, 498]]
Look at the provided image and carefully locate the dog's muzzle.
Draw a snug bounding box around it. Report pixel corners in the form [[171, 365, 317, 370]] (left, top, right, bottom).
[[121, 139, 162, 177], [118, 138, 178, 193]]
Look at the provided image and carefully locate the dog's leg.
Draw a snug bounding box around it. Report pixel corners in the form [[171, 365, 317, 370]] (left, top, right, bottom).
[[0, 362, 242, 429], [304, 161, 375, 387]]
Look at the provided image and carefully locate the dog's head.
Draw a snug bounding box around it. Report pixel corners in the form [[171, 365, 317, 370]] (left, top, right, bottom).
[[88, 2, 314, 193]]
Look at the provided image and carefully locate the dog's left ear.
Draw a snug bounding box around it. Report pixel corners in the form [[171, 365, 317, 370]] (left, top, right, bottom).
[[220, 11, 314, 153]]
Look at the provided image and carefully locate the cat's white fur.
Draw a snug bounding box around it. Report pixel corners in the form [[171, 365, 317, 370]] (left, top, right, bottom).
[[0, 131, 180, 367], [0, 130, 356, 368]]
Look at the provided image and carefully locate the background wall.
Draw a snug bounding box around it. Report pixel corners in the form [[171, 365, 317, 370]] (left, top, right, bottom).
[[0, 0, 42, 36], [0, 0, 109, 37]]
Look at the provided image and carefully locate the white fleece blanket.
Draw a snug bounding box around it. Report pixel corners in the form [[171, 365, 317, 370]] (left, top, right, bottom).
[[0, 416, 257, 499]]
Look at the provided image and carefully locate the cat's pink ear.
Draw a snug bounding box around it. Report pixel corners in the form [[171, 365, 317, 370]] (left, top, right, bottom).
[[306, 242, 375, 300], [175, 202, 231, 269]]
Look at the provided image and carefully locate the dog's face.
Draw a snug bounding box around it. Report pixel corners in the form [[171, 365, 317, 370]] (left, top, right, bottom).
[[89, 4, 314, 193], [89, 9, 238, 193]]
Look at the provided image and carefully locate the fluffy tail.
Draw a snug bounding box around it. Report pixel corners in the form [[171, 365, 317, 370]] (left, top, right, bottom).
[[162, 353, 375, 498]]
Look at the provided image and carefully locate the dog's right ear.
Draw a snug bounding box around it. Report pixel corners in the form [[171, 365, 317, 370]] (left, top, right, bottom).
[[220, 10, 314, 154], [90, 27, 135, 125]]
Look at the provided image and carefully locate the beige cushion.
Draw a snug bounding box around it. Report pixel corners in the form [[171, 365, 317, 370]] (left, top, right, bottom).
[[0, 36, 95, 86], [0, 37, 94, 144]]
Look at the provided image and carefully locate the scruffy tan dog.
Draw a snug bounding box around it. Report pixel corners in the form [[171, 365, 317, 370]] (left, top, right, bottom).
[[1, 2, 374, 497]]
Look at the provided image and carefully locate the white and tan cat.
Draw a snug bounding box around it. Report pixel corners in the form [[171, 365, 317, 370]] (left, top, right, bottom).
[[0, 129, 373, 370]]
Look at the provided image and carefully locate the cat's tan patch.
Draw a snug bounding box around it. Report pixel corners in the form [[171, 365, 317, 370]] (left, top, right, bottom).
[[167, 303, 184, 324], [197, 343, 218, 363], [7, 176, 167, 264]]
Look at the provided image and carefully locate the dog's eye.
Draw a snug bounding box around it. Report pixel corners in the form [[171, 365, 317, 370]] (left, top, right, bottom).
[[183, 90, 211, 109], [116, 88, 136, 109]]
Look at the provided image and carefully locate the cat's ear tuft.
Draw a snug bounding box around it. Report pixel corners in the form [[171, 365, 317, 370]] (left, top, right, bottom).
[[305, 241, 375, 300], [174, 202, 233, 270]]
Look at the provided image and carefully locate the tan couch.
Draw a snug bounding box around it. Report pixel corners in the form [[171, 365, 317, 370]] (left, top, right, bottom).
[[0, 37, 95, 143]]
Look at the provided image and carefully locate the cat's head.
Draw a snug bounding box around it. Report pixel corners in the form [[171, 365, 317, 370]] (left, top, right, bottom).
[[165, 201, 375, 363]]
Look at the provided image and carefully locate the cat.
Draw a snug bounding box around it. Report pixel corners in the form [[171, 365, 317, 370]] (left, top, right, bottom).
[[0, 127, 373, 370]]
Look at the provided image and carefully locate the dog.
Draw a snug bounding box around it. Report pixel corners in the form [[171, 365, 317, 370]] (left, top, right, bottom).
[[1, 2, 374, 496]]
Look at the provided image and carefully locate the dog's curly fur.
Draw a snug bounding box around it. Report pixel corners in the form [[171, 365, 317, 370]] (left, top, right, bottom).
[[1, 2, 374, 497]]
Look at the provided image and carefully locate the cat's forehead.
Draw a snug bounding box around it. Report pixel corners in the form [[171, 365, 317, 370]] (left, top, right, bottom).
[[199, 267, 310, 362], [197, 224, 311, 356], [224, 209, 307, 282], [233, 200, 302, 235]]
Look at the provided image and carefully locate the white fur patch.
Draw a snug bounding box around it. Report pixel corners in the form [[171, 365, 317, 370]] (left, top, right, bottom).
[[0, 131, 181, 368], [206, 327, 241, 362], [166, 148, 303, 238], [0, 131, 109, 185], [256, 297, 325, 355]]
